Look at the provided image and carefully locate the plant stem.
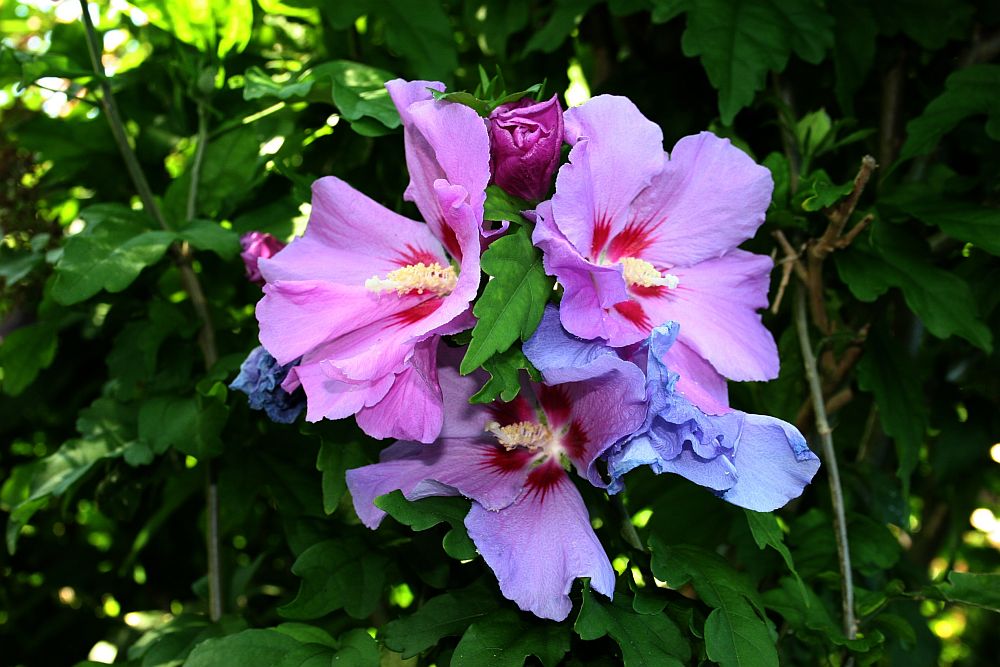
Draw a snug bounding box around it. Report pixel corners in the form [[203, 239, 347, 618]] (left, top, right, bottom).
[[794, 286, 856, 639], [80, 0, 223, 622]]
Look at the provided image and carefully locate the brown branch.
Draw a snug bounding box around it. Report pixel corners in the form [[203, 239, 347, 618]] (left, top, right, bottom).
[[879, 54, 905, 174]]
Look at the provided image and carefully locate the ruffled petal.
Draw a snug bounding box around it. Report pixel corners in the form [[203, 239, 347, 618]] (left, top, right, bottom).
[[387, 79, 490, 247], [465, 460, 615, 621], [355, 337, 443, 442], [636, 249, 779, 381], [260, 176, 447, 285], [630, 132, 772, 268], [552, 96, 664, 259], [346, 437, 533, 528]]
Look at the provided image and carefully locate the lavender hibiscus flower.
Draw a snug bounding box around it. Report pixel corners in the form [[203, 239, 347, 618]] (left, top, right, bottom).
[[255, 80, 490, 443], [346, 345, 647, 621], [532, 95, 779, 382], [525, 307, 820, 512]]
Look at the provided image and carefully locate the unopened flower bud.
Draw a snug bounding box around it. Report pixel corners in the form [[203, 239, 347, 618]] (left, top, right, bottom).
[[488, 94, 564, 201], [240, 231, 285, 285]]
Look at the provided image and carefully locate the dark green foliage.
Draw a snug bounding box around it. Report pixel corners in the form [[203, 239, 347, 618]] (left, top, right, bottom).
[[2, 1, 999, 666]]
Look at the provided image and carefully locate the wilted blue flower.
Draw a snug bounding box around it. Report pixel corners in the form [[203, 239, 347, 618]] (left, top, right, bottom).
[[230, 346, 304, 424]]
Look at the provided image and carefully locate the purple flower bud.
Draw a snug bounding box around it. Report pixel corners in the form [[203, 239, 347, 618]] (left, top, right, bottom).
[[239, 231, 285, 285], [488, 94, 564, 201]]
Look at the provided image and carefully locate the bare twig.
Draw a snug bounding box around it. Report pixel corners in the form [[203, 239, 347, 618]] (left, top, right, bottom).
[[806, 156, 878, 335], [770, 230, 807, 314], [794, 286, 856, 640], [80, 0, 222, 622], [879, 54, 905, 175]]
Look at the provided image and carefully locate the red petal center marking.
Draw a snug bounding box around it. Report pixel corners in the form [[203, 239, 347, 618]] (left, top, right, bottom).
[[591, 216, 612, 260], [561, 420, 589, 460], [481, 443, 536, 475], [613, 300, 652, 331], [538, 384, 571, 429], [395, 244, 441, 267], [525, 459, 566, 502], [487, 396, 536, 427], [606, 220, 654, 263], [438, 218, 463, 262], [388, 298, 443, 326], [630, 284, 668, 299]]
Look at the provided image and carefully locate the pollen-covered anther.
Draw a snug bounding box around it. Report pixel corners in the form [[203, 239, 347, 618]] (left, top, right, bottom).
[[365, 262, 457, 296], [485, 420, 551, 452], [621, 257, 679, 289]]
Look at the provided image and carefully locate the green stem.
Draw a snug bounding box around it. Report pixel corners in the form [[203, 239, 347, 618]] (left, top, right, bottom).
[[79, 0, 223, 622], [794, 285, 856, 639]]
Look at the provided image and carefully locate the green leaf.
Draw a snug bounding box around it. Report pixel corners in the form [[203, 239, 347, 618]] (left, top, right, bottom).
[[681, 0, 833, 124], [484, 185, 532, 224], [186, 629, 301, 667], [461, 227, 553, 374], [856, 326, 926, 495], [935, 572, 1000, 613], [763, 577, 884, 651], [575, 583, 690, 666], [243, 66, 317, 100], [430, 90, 492, 117], [375, 491, 477, 560], [316, 440, 366, 514], [373, 0, 458, 81], [524, 0, 602, 54], [849, 514, 901, 576], [452, 609, 570, 667], [0, 322, 57, 396], [744, 510, 807, 604], [883, 188, 1000, 256], [650, 539, 778, 667], [835, 221, 992, 352], [871, 0, 972, 51], [797, 171, 852, 212], [311, 60, 401, 129], [279, 537, 388, 619], [272, 628, 379, 667], [470, 346, 538, 404], [141, 0, 253, 58], [138, 393, 228, 459], [383, 581, 501, 658], [2, 438, 121, 553], [831, 0, 876, 115], [179, 219, 241, 259], [50, 208, 175, 305], [897, 65, 1000, 165]]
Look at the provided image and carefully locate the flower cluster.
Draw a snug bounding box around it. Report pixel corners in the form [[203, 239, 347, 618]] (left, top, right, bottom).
[[236, 79, 821, 621]]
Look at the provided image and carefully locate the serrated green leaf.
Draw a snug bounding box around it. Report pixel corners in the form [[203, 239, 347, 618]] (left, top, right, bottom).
[[897, 65, 1000, 165], [185, 629, 301, 667], [682, 0, 833, 124], [243, 66, 316, 100], [650, 539, 777, 667], [316, 440, 366, 514], [798, 172, 852, 212], [484, 185, 532, 224], [375, 491, 477, 561], [835, 221, 992, 352], [856, 327, 925, 496], [763, 577, 884, 651], [50, 211, 175, 305], [137, 394, 228, 459], [575, 583, 690, 666], [430, 90, 492, 116], [452, 609, 570, 667], [179, 219, 241, 259], [2, 438, 121, 553], [0, 322, 57, 396], [744, 510, 807, 604], [373, 0, 457, 81], [384, 581, 500, 657], [470, 346, 538, 404], [935, 572, 1000, 613], [461, 227, 553, 374], [312, 60, 400, 128], [279, 537, 388, 620], [883, 188, 1000, 256]]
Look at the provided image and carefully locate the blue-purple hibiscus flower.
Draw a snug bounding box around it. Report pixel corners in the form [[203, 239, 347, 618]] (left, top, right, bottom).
[[346, 344, 647, 621], [524, 307, 821, 512]]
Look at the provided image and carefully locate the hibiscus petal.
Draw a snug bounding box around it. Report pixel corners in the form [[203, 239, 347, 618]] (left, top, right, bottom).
[[631, 132, 773, 268], [553, 96, 664, 258], [355, 337, 443, 443], [346, 438, 533, 529], [291, 360, 394, 422], [465, 461, 615, 621], [637, 249, 779, 381], [260, 177, 447, 286], [387, 79, 490, 246]]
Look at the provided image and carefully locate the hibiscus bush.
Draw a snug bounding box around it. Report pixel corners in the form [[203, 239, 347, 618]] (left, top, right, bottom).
[[2, 1, 999, 665]]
